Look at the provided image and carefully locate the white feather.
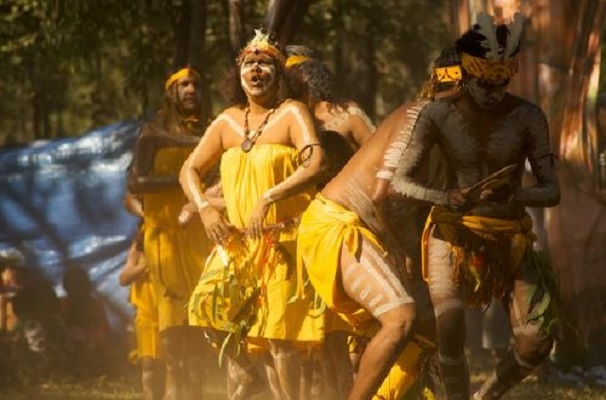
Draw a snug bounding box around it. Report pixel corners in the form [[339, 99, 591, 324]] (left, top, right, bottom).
[[504, 12, 524, 58], [476, 12, 502, 61]]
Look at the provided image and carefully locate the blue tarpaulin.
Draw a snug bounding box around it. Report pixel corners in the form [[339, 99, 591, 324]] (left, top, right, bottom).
[[0, 120, 142, 331]]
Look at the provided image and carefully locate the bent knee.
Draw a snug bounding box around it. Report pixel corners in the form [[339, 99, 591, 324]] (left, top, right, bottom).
[[515, 333, 553, 366], [378, 303, 416, 337]]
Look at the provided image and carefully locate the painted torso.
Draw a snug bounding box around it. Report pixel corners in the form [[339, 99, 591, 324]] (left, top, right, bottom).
[[392, 92, 559, 218]]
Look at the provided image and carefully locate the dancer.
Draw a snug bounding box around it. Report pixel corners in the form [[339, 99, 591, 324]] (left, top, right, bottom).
[[180, 30, 325, 400], [390, 14, 560, 399], [129, 65, 211, 400]]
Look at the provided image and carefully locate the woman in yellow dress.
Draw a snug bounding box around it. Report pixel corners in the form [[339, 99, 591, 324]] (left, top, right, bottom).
[[180, 31, 325, 400], [129, 67, 212, 400]]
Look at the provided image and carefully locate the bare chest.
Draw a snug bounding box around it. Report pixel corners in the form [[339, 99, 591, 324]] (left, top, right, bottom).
[[436, 107, 527, 174]]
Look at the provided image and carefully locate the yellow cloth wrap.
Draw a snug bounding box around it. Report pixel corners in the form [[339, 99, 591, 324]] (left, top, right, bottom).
[[188, 144, 322, 343], [131, 277, 161, 359], [421, 206, 535, 304], [461, 52, 519, 83], [164, 67, 201, 90], [143, 147, 210, 331], [297, 194, 386, 330], [374, 335, 436, 400]]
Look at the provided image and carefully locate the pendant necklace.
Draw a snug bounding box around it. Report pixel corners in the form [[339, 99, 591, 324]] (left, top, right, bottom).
[[241, 105, 277, 153]]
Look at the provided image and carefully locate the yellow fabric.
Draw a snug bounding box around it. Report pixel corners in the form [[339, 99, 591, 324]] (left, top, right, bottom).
[[374, 335, 435, 400], [421, 206, 534, 301], [130, 275, 161, 359], [143, 147, 209, 331], [188, 144, 321, 342], [297, 194, 386, 330]]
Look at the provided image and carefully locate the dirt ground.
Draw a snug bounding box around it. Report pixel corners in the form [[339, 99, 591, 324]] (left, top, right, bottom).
[[1, 351, 605, 399]]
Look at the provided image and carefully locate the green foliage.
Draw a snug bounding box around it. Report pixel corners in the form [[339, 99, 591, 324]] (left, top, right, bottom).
[[0, 0, 452, 144]]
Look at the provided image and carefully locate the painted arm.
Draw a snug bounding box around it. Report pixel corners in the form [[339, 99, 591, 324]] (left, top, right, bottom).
[[370, 104, 411, 204], [247, 101, 326, 238], [179, 116, 228, 243], [178, 183, 225, 226], [385, 101, 450, 205], [514, 106, 560, 207]]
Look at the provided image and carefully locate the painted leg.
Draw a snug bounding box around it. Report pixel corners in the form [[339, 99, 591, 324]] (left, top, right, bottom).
[[474, 258, 554, 399], [425, 233, 470, 400], [349, 305, 415, 400], [338, 238, 416, 399]]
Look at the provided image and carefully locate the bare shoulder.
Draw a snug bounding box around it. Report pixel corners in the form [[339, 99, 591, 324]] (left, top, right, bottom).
[[207, 106, 243, 128], [378, 100, 433, 130], [279, 99, 308, 114], [515, 96, 546, 120]]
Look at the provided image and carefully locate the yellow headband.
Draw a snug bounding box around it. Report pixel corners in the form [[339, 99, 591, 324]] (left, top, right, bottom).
[[461, 53, 519, 83], [285, 55, 311, 68], [434, 65, 462, 83], [165, 68, 201, 91], [237, 30, 285, 66]]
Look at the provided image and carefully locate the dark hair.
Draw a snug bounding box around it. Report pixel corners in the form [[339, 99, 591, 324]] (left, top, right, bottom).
[[434, 47, 461, 68], [288, 59, 347, 110], [284, 44, 318, 59]]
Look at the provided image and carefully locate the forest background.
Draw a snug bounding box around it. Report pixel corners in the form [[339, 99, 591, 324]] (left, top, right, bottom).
[[4, 0, 604, 146]]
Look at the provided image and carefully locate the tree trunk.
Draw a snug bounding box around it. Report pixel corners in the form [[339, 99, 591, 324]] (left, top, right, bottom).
[[188, 0, 210, 123], [332, 3, 377, 119], [171, 0, 191, 70], [265, 0, 311, 47], [228, 0, 246, 54]]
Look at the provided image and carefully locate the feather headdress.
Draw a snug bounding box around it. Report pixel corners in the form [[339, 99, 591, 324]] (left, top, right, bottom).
[[460, 12, 524, 82], [237, 29, 285, 65], [476, 12, 502, 61], [504, 12, 524, 58]]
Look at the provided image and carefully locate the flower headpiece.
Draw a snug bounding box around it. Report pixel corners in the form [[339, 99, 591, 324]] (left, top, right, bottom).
[[237, 29, 285, 66], [460, 12, 525, 83]]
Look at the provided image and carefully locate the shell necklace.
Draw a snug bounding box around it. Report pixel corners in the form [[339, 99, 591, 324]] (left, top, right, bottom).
[[241, 105, 277, 153]]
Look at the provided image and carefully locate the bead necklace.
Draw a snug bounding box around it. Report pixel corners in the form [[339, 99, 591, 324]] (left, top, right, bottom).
[[241, 105, 277, 153]]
